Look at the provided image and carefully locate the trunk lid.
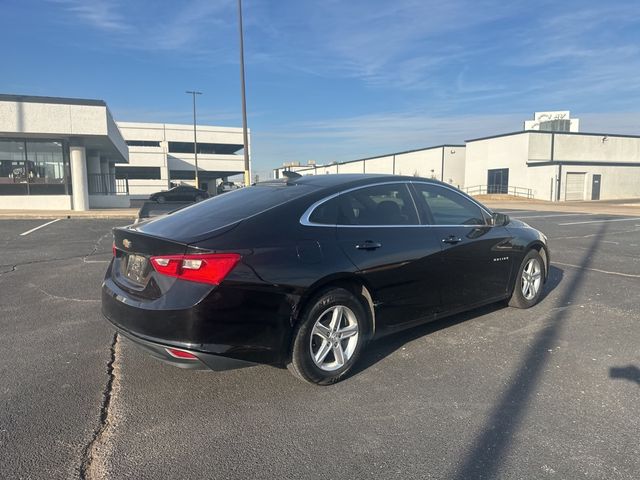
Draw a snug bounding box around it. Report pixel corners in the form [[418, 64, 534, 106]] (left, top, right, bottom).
[[112, 228, 189, 298]]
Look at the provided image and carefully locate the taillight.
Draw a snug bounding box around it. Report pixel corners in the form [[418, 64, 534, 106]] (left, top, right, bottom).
[[150, 253, 240, 285], [166, 347, 198, 360], [112, 242, 117, 257]]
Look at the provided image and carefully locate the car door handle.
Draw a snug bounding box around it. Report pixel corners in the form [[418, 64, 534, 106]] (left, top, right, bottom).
[[442, 235, 462, 245], [355, 241, 382, 250]]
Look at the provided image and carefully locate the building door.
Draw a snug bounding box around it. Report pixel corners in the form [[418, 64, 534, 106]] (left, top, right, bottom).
[[565, 172, 586, 201], [487, 168, 509, 194], [591, 175, 601, 200]]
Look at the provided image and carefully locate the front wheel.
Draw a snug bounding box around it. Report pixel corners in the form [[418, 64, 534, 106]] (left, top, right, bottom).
[[156, 195, 165, 204], [288, 288, 367, 385], [509, 250, 545, 309]]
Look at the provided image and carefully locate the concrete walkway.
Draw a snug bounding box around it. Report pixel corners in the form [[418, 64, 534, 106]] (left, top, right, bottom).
[[481, 197, 640, 216], [0, 208, 138, 219]]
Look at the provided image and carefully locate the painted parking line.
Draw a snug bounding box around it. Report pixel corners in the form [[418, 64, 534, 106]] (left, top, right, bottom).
[[554, 261, 640, 279], [19, 219, 61, 236], [558, 217, 640, 226]]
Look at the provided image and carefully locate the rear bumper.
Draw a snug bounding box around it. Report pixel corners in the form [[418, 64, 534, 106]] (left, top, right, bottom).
[[107, 317, 256, 371], [101, 269, 294, 367]]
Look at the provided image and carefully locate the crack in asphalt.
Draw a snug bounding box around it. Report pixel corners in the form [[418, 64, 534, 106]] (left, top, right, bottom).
[[84, 232, 112, 260], [0, 248, 112, 276], [31, 284, 101, 303], [0, 228, 114, 276], [0, 265, 16, 275], [79, 332, 121, 480]]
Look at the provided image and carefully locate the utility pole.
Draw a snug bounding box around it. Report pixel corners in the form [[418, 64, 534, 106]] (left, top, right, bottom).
[[186, 90, 202, 188], [238, 0, 251, 186]]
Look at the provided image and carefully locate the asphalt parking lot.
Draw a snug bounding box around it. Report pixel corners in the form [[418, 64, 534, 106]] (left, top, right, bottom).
[[1, 210, 639, 479]]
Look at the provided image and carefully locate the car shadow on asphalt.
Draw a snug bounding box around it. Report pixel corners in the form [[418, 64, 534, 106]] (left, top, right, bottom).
[[445, 224, 607, 479], [609, 365, 640, 387], [351, 223, 602, 479], [353, 264, 564, 377]]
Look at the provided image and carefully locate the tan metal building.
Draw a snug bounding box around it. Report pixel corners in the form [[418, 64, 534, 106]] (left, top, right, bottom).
[[464, 130, 640, 201], [274, 145, 466, 189]]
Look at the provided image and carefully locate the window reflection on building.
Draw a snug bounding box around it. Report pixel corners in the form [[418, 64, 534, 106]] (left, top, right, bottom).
[[0, 139, 69, 195]]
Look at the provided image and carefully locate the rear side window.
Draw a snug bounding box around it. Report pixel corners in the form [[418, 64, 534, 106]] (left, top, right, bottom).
[[309, 183, 418, 226], [309, 196, 339, 224], [139, 184, 316, 240], [413, 183, 486, 225]]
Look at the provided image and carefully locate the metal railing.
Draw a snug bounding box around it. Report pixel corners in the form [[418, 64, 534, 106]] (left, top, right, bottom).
[[463, 185, 533, 199], [88, 173, 129, 195]]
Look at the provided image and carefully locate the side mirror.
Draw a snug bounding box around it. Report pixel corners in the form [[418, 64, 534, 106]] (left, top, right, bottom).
[[491, 212, 510, 226]]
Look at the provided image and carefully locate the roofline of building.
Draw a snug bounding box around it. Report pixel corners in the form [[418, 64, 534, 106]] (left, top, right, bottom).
[[116, 121, 246, 133], [466, 129, 640, 143], [526, 160, 640, 167], [0, 93, 106, 107], [276, 144, 466, 172]]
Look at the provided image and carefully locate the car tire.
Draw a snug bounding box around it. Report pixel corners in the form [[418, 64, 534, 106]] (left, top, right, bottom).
[[288, 288, 367, 385], [157, 195, 165, 204], [195, 195, 203, 202], [509, 249, 545, 309]]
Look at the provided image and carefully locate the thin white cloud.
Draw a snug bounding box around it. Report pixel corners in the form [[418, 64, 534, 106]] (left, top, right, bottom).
[[50, 0, 130, 32], [252, 109, 640, 171], [254, 0, 516, 90], [253, 111, 522, 167], [49, 0, 235, 54]]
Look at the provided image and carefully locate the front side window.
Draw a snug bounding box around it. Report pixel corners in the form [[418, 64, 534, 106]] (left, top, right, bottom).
[[309, 183, 418, 226], [414, 183, 485, 226]]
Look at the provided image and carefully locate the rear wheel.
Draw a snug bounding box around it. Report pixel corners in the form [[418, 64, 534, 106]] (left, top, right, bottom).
[[288, 288, 367, 385], [509, 250, 544, 308], [195, 195, 204, 202]]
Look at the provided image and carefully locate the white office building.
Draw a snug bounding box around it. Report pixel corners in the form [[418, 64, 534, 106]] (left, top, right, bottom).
[[0, 94, 129, 211], [0, 94, 250, 210], [116, 122, 248, 199]]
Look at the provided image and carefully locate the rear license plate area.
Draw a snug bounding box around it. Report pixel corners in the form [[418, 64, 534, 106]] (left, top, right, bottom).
[[124, 254, 148, 284]]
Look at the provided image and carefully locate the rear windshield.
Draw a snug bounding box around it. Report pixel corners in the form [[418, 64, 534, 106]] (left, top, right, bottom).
[[137, 184, 316, 241]]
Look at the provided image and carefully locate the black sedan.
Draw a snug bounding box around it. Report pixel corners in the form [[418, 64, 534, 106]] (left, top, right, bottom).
[[102, 174, 549, 385], [149, 185, 209, 203]]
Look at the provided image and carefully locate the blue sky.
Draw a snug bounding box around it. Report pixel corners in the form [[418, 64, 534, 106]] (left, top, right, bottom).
[[2, 0, 640, 178]]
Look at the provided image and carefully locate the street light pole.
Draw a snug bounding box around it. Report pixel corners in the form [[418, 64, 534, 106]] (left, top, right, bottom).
[[186, 90, 202, 188], [237, 0, 250, 186]]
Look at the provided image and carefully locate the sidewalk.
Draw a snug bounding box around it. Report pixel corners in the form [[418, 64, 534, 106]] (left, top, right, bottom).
[[480, 197, 640, 216], [0, 208, 139, 219]]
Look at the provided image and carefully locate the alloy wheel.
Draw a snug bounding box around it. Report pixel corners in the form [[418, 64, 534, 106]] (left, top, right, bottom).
[[309, 305, 359, 372], [521, 257, 542, 300]]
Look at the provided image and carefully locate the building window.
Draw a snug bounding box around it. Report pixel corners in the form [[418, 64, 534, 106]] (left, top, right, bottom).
[[0, 139, 68, 195], [115, 166, 161, 180], [169, 169, 195, 180], [487, 168, 509, 194], [125, 140, 161, 147], [539, 119, 570, 132], [168, 142, 243, 155]]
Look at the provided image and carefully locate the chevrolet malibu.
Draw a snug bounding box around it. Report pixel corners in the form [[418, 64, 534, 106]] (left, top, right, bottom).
[[102, 174, 549, 385]]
